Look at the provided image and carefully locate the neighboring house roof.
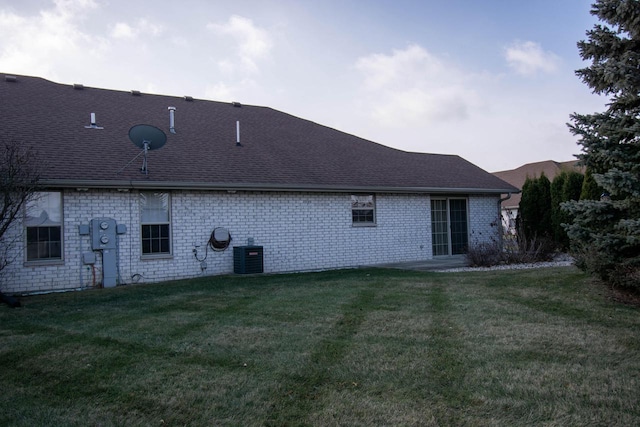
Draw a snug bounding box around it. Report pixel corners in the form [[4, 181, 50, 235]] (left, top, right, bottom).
[[492, 160, 584, 209], [1, 74, 517, 194]]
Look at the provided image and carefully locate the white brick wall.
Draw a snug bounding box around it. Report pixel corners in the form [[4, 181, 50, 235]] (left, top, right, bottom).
[[0, 189, 500, 294], [468, 195, 502, 247]]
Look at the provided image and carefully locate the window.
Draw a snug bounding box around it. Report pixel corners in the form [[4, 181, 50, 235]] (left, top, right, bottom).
[[25, 191, 63, 262], [351, 194, 376, 225], [140, 192, 171, 256]]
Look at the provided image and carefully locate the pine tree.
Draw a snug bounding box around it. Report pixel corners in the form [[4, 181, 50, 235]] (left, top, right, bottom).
[[565, 0, 640, 287]]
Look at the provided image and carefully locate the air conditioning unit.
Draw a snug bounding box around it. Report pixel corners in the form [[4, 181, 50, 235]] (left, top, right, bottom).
[[233, 246, 264, 274]]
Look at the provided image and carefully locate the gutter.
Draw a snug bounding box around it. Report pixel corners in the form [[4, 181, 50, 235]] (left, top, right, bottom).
[[40, 179, 518, 195]]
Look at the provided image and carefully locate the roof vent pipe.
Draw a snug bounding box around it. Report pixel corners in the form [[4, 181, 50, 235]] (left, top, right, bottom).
[[236, 121, 241, 146], [84, 112, 103, 129], [168, 107, 176, 134]]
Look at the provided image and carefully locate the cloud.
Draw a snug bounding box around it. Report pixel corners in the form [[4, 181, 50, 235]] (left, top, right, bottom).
[[207, 15, 273, 74], [111, 22, 135, 39], [504, 41, 560, 76], [110, 19, 163, 40], [0, 0, 103, 77], [354, 44, 480, 126], [356, 44, 440, 90], [204, 78, 261, 103]]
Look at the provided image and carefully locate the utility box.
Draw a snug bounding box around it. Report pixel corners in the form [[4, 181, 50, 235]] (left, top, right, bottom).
[[233, 246, 264, 274], [82, 252, 96, 265], [90, 218, 117, 250]]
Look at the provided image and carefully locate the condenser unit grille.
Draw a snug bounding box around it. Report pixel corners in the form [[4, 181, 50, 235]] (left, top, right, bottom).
[[233, 246, 264, 274]]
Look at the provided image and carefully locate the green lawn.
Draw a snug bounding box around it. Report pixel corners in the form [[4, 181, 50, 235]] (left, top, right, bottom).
[[1, 267, 639, 426]]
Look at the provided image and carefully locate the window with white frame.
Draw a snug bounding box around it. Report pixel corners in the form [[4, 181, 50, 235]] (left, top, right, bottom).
[[351, 194, 376, 225], [25, 191, 63, 262], [140, 192, 171, 256]]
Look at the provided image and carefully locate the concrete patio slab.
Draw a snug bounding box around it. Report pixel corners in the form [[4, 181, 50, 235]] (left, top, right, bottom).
[[374, 255, 468, 272]]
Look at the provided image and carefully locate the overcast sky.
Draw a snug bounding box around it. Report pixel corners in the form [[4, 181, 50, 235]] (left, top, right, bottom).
[[0, 0, 607, 172]]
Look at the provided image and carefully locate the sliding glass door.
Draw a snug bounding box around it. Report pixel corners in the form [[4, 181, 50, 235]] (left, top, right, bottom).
[[430, 198, 468, 256]]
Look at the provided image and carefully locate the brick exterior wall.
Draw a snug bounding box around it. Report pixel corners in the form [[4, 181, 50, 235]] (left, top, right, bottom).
[[468, 195, 503, 247], [0, 189, 501, 294]]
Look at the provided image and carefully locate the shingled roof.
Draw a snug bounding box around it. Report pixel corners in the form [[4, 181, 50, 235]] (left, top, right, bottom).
[[1, 74, 517, 194], [493, 160, 584, 208]]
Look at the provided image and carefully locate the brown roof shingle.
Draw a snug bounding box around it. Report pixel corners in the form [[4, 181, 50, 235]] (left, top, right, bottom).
[[493, 160, 584, 208], [1, 74, 517, 193]]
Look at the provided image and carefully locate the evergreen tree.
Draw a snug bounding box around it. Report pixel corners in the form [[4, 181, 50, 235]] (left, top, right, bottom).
[[519, 174, 552, 241], [552, 171, 584, 249], [551, 172, 567, 244], [565, 0, 640, 287], [579, 168, 603, 200], [563, 171, 585, 203]]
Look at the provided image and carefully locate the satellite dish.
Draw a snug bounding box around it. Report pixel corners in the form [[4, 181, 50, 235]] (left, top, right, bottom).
[[126, 124, 167, 175], [128, 124, 167, 150]]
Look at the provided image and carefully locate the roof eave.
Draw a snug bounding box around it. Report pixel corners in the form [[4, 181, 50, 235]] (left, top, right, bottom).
[[40, 179, 519, 195]]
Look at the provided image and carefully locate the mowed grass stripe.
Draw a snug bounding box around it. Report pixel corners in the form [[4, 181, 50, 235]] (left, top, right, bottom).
[[265, 288, 377, 425], [424, 285, 472, 422]]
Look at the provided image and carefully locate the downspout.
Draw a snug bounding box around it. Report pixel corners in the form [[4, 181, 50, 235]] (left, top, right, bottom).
[[498, 193, 512, 246], [498, 192, 512, 220], [499, 192, 512, 209]]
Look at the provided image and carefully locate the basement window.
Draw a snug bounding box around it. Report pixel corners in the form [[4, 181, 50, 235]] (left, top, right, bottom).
[[140, 192, 172, 257], [351, 194, 376, 226], [25, 192, 63, 262]]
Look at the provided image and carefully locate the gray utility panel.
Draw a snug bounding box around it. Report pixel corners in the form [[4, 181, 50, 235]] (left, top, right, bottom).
[[84, 218, 127, 288]]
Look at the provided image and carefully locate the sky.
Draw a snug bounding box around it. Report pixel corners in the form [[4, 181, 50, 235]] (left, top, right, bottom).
[[0, 0, 608, 172]]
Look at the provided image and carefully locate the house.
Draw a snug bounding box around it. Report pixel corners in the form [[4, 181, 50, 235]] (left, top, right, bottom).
[[0, 73, 518, 294], [492, 160, 584, 234]]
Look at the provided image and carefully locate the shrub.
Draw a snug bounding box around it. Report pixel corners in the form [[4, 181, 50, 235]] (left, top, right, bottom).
[[572, 243, 640, 289], [503, 233, 556, 264], [466, 227, 556, 267], [466, 240, 504, 267]]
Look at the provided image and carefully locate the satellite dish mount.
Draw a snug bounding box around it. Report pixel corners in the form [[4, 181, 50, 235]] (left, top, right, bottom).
[[140, 140, 151, 174], [123, 124, 167, 175]]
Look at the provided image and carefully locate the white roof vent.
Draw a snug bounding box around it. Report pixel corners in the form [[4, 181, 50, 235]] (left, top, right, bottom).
[[168, 106, 176, 134], [84, 112, 104, 129]]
